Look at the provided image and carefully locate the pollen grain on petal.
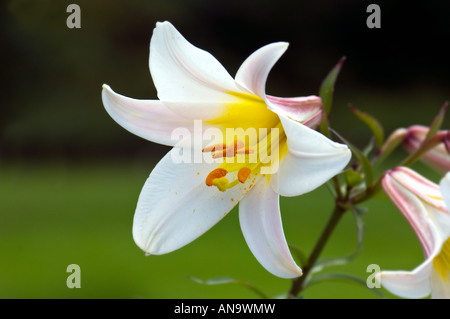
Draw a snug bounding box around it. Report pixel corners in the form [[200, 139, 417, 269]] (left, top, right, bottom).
[[238, 167, 252, 183], [205, 168, 228, 186]]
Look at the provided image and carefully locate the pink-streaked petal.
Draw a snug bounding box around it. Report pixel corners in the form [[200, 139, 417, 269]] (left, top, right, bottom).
[[266, 95, 323, 129], [149, 21, 240, 106], [382, 170, 439, 258], [390, 167, 450, 240], [102, 84, 199, 146], [235, 42, 289, 100], [239, 177, 302, 278], [132, 148, 254, 255], [440, 172, 450, 213], [271, 115, 351, 197], [389, 167, 446, 212], [437, 173, 450, 239], [380, 258, 433, 299]]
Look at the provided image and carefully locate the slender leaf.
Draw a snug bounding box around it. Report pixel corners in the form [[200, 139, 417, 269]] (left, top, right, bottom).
[[319, 57, 346, 136], [319, 56, 346, 115], [325, 180, 338, 198], [349, 104, 385, 148], [307, 273, 386, 298], [186, 275, 269, 299], [374, 128, 407, 168], [331, 129, 375, 187], [350, 205, 367, 248], [311, 253, 359, 275], [425, 102, 448, 142]]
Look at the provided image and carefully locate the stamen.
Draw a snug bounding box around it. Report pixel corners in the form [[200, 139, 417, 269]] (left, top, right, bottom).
[[205, 168, 228, 186], [236, 147, 254, 154], [212, 148, 235, 159], [202, 143, 226, 153], [212, 177, 229, 192], [238, 167, 252, 183], [233, 139, 245, 152], [203, 139, 250, 159]]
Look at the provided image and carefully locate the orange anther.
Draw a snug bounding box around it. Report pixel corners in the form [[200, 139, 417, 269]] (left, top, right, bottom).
[[238, 167, 252, 183], [205, 168, 228, 186]]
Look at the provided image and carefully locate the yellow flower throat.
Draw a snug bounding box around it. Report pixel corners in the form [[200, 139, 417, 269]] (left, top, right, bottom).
[[202, 92, 288, 192]]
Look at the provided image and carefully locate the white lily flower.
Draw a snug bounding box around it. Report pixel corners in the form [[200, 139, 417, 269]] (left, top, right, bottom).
[[381, 167, 450, 298], [102, 21, 351, 278]]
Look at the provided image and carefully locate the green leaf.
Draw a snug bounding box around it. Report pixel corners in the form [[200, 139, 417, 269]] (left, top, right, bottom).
[[319, 57, 346, 136], [349, 104, 385, 148], [311, 253, 359, 275], [186, 275, 269, 299], [331, 129, 375, 187], [325, 180, 338, 198], [425, 102, 448, 142], [307, 273, 386, 298], [350, 205, 367, 248], [374, 128, 407, 169]]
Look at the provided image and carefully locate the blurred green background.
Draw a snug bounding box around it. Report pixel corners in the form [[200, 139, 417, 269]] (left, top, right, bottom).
[[1, 0, 449, 298]]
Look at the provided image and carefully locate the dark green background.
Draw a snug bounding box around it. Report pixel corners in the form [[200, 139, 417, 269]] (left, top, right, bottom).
[[0, 0, 448, 298]]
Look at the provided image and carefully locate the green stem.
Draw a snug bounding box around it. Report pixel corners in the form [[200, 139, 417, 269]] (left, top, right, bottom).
[[288, 204, 347, 298]]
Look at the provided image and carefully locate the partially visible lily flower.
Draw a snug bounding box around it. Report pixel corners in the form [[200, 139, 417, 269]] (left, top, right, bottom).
[[102, 21, 351, 278], [381, 167, 450, 298], [388, 125, 450, 173]]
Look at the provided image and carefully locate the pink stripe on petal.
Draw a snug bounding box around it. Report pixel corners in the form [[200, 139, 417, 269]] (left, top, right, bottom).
[[382, 170, 439, 258], [266, 95, 323, 129]]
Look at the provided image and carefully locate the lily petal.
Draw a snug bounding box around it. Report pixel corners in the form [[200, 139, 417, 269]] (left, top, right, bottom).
[[239, 177, 302, 278], [380, 259, 433, 299], [431, 267, 450, 299], [385, 167, 450, 250], [102, 84, 200, 146], [235, 42, 289, 100], [382, 169, 440, 258], [132, 148, 252, 255], [149, 21, 241, 120], [440, 172, 450, 218], [266, 95, 323, 129], [271, 115, 351, 197]]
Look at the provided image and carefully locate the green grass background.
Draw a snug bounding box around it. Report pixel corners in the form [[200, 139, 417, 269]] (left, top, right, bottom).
[[0, 158, 439, 299]]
